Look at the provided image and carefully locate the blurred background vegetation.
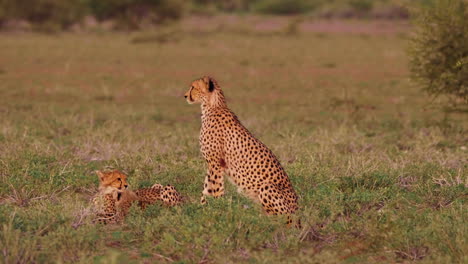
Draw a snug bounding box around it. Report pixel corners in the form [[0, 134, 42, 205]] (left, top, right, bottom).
[[0, 0, 421, 31], [1, 0, 465, 105]]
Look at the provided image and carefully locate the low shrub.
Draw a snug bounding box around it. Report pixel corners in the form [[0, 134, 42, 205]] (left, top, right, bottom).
[[0, 0, 186, 31], [0, 0, 87, 31], [89, 0, 186, 29], [409, 0, 468, 103]]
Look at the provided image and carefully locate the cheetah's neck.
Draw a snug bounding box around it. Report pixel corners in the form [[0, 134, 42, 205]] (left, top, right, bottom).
[[201, 89, 227, 114]]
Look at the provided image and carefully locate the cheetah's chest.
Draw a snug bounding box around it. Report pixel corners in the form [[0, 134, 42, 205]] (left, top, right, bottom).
[[200, 111, 289, 190], [200, 115, 225, 160]]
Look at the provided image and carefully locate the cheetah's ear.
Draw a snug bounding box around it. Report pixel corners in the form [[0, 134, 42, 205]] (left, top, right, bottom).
[[203, 76, 216, 92], [208, 78, 215, 92], [95, 170, 105, 181]]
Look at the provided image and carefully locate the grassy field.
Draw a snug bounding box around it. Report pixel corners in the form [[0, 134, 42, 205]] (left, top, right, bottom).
[[0, 20, 466, 263]]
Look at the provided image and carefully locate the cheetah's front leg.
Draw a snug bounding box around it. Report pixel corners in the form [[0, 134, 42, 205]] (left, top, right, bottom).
[[200, 162, 225, 204]]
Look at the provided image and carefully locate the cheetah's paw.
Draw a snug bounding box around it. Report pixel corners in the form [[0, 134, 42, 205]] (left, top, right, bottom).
[[200, 196, 207, 205]]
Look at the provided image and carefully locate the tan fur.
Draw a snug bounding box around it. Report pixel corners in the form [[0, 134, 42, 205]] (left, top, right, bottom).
[[185, 76, 300, 226], [93, 170, 134, 224], [96, 170, 129, 195], [137, 184, 183, 209]]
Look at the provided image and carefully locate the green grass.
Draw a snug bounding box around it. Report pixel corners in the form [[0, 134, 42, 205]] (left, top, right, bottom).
[[0, 25, 466, 263]]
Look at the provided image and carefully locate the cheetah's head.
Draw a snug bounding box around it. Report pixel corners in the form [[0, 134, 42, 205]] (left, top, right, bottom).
[[185, 76, 225, 107], [96, 170, 129, 195]]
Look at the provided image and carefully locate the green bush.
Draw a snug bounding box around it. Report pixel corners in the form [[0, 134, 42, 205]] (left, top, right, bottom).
[[89, 0, 185, 29], [191, 0, 253, 12], [0, 0, 185, 31], [349, 0, 373, 13], [7, 0, 88, 31], [409, 0, 468, 103], [0, 0, 10, 24], [253, 0, 317, 15]]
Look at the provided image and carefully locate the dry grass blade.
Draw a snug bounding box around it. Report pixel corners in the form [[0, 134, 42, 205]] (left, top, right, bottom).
[[395, 246, 429, 261]]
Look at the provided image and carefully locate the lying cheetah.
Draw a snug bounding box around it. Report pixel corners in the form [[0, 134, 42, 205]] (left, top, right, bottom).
[[184, 76, 299, 226], [93, 170, 182, 224]]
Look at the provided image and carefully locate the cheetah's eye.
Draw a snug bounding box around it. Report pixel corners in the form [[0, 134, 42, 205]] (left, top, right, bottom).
[[117, 178, 121, 181]]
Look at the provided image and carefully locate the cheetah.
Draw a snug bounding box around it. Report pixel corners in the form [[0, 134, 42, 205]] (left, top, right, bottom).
[[184, 76, 299, 226], [93, 170, 182, 224]]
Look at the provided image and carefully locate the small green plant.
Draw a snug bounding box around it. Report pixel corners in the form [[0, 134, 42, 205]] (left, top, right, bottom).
[[0, 216, 39, 263], [283, 17, 303, 35], [349, 0, 373, 14], [253, 0, 316, 15], [409, 0, 468, 104]]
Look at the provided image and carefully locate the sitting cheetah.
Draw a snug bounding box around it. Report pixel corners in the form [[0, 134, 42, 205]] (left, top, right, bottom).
[[184, 76, 299, 226], [93, 170, 182, 224]]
